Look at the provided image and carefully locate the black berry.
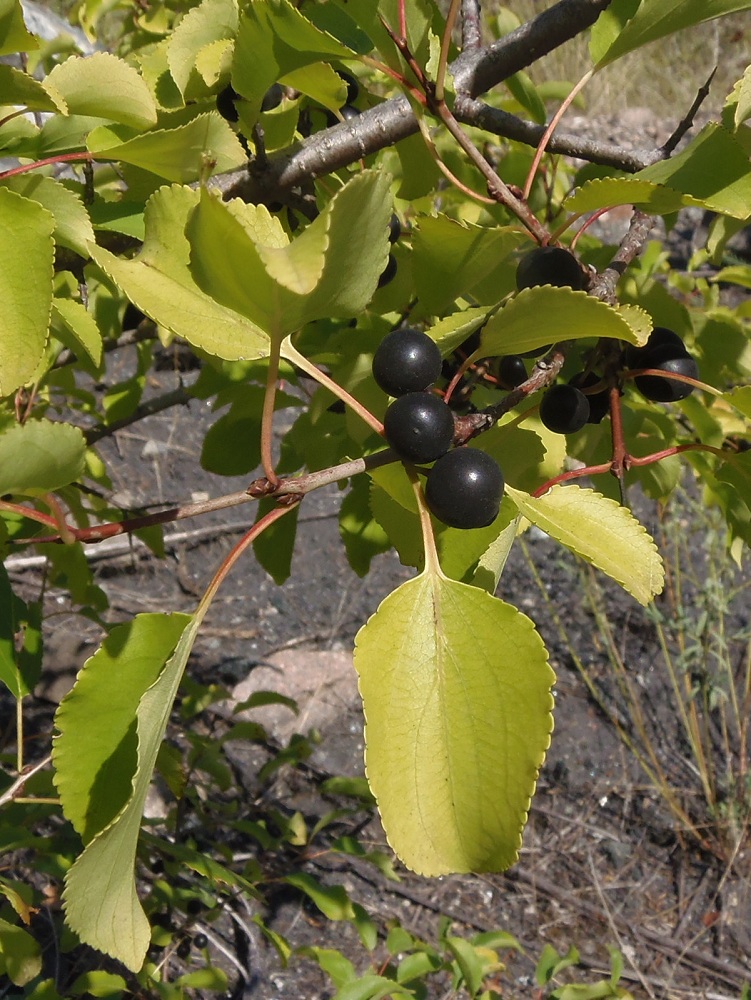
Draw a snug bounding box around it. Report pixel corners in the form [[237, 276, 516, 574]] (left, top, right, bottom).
[[377, 254, 398, 288], [383, 392, 455, 463], [634, 350, 699, 402], [373, 327, 442, 396], [261, 83, 283, 112], [539, 383, 590, 434], [425, 449, 504, 529], [338, 71, 360, 103], [176, 938, 191, 959], [496, 355, 527, 389], [340, 104, 360, 120], [193, 933, 208, 950], [388, 213, 401, 244], [516, 246, 585, 291], [216, 84, 239, 122], [122, 302, 145, 331], [569, 371, 610, 423], [623, 326, 687, 369]]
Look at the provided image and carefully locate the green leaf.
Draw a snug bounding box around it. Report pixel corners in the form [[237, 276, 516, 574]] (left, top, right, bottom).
[[0, 187, 54, 396], [232, 0, 354, 119], [566, 176, 696, 216], [176, 968, 229, 990], [88, 185, 270, 361], [445, 936, 484, 997], [88, 112, 245, 183], [412, 217, 525, 314], [339, 474, 390, 577], [479, 286, 649, 358], [354, 569, 554, 875], [0, 65, 62, 111], [304, 3, 372, 54], [535, 943, 580, 985], [505, 71, 546, 125], [635, 123, 751, 219], [724, 385, 751, 419], [298, 947, 357, 988], [167, 0, 238, 99], [0, 569, 41, 698], [52, 298, 103, 368], [0, 420, 86, 496], [0, 918, 41, 986], [334, 975, 412, 1000], [53, 613, 190, 843], [469, 498, 521, 594], [0, 175, 94, 257], [89, 200, 145, 240], [188, 170, 392, 337], [281, 62, 345, 113], [151, 838, 260, 894], [62, 609, 208, 972], [726, 65, 751, 128], [44, 53, 157, 129], [506, 485, 664, 605], [69, 971, 127, 997], [592, 0, 751, 68], [252, 497, 299, 585], [0, 0, 38, 56], [286, 873, 356, 920]]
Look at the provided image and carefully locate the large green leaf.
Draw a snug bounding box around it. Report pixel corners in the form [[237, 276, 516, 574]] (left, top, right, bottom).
[[591, 0, 751, 67], [635, 124, 751, 219], [62, 611, 204, 972], [0, 65, 62, 111], [167, 0, 238, 99], [0, 420, 86, 496], [188, 170, 392, 337], [0, 919, 41, 986], [0, 188, 54, 396], [52, 297, 103, 368], [53, 613, 190, 843], [479, 286, 649, 358], [88, 185, 270, 361], [232, 0, 354, 118], [0, 175, 94, 256], [354, 569, 554, 875], [88, 113, 245, 183], [0, 0, 37, 56], [44, 53, 157, 129], [566, 177, 693, 216], [412, 217, 525, 314], [506, 485, 664, 605]]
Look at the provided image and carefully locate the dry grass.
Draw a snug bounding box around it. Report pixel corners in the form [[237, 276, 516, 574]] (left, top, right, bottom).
[[495, 2, 750, 117]]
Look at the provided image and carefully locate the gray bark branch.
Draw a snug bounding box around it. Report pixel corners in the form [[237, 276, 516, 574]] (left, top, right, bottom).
[[219, 0, 625, 203]]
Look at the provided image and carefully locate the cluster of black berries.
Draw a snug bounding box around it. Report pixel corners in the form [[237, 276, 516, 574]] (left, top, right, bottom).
[[373, 327, 505, 529], [496, 247, 701, 436]]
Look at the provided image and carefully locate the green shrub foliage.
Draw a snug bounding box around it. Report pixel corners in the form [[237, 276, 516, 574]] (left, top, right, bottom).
[[1, 0, 751, 982]]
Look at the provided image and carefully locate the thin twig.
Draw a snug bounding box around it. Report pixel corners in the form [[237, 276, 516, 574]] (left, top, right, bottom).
[[85, 385, 193, 446], [588, 210, 657, 305], [661, 67, 717, 158], [0, 755, 53, 808], [586, 852, 657, 999]]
